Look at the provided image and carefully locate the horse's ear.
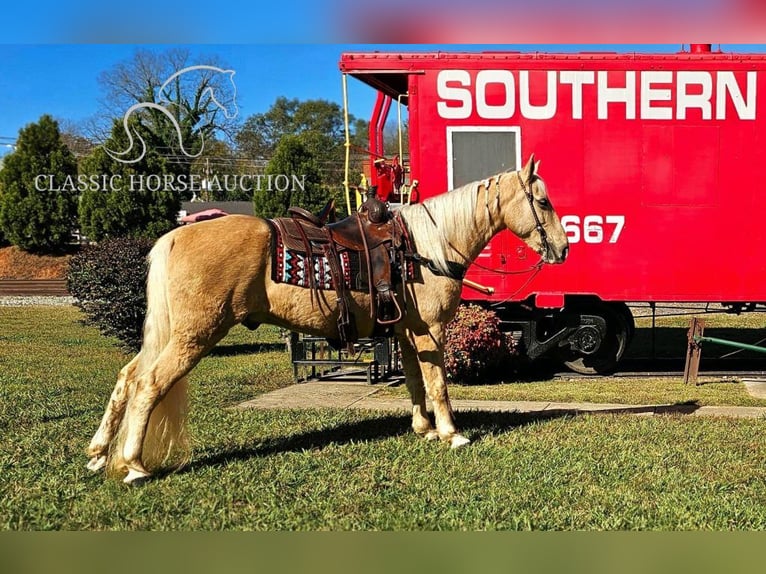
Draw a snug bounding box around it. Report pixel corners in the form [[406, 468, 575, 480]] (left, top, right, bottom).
[[522, 153, 536, 180], [534, 159, 541, 174]]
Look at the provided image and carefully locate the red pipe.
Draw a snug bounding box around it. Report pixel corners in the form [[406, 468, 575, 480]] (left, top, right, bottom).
[[368, 93, 392, 186], [368, 92, 385, 185], [377, 96, 392, 157], [369, 94, 384, 160]]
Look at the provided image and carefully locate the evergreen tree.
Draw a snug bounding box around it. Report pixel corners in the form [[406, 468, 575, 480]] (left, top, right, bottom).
[[0, 115, 78, 253], [253, 135, 325, 219], [79, 118, 179, 241]]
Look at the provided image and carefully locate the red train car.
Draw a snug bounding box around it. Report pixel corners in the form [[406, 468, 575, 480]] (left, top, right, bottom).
[[339, 45, 766, 373]]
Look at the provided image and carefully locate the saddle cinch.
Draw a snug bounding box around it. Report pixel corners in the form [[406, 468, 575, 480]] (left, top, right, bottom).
[[271, 189, 405, 350]]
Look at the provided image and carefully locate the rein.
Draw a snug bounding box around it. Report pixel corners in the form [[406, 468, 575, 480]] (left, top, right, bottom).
[[393, 210, 467, 280], [469, 174, 547, 276]]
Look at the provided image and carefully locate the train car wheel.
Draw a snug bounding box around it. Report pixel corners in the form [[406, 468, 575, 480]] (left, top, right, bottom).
[[557, 303, 632, 375]]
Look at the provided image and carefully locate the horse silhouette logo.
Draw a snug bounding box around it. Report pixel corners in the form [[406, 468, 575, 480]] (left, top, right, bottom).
[[106, 65, 238, 164]]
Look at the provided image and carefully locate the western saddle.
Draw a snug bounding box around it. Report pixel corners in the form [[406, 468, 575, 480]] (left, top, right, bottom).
[[271, 188, 405, 350]]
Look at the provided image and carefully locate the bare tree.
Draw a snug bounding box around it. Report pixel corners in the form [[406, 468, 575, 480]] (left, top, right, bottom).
[[57, 118, 97, 158], [93, 48, 239, 174]]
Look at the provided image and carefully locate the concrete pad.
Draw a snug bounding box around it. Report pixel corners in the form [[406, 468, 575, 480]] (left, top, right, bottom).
[[451, 399, 550, 413], [542, 401, 651, 413], [235, 382, 766, 420], [235, 381, 382, 410], [353, 396, 411, 411], [743, 379, 766, 399]]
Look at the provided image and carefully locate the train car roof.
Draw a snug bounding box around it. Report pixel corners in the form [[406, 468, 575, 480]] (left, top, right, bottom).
[[339, 50, 766, 98]]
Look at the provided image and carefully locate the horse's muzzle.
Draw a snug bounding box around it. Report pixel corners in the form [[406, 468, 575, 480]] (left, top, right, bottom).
[[545, 245, 568, 264]]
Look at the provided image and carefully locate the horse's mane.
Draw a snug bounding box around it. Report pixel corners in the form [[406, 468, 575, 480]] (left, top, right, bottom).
[[398, 179, 484, 277]]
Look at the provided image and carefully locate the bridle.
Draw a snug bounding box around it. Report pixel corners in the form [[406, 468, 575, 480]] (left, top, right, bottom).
[[413, 168, 552, 282], [516, 170, 550, 262]]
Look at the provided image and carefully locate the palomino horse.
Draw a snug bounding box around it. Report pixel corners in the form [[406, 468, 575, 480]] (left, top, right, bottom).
[[86, 154, 569, 484]]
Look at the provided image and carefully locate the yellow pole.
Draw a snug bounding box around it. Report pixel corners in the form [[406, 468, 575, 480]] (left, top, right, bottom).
[[397, 94, 404, 162], [342, 73, 352, 214], [397, 93, 410, 203]]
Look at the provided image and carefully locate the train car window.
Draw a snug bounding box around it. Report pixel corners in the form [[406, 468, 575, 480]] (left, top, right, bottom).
[[447, 126, 521, 190]]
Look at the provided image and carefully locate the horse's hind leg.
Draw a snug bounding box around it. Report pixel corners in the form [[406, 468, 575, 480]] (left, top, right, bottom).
[[86, 353, 141, 472], [119, 339, 204, 484], [397, 334, 437, 440]]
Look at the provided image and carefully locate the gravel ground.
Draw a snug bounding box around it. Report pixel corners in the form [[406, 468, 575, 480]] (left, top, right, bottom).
[[0, 296, 75, 306]]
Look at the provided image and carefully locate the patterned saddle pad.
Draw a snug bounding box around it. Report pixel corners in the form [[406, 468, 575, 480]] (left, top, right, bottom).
[[270, 221, 368, 292]]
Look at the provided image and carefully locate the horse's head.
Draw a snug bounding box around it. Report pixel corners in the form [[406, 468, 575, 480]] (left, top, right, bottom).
[[500, 154, 569, 264]]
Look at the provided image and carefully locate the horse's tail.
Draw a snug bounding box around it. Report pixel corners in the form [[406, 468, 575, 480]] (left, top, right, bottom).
[[108, 232, 191, 475]]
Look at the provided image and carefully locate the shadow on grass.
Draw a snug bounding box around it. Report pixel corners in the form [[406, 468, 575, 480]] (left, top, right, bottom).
[[209, 342, 285, 357], [177, 402, 702, 476], [179, 413, 413, 475]]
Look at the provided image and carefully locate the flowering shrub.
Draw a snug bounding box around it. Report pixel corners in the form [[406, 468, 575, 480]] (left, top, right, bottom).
[[443, 304, 519, 384]]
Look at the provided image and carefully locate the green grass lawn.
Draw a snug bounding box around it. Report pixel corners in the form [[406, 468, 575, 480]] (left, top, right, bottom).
[[3, 306, 766, 530]]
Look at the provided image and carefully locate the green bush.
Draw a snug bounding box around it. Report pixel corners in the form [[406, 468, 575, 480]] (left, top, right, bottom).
[[444, 304, 519, 384], [67, 237, 153, 351]]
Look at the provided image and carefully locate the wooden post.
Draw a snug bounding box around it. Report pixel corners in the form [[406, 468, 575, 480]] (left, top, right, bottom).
[[683, 318, 705, 385]]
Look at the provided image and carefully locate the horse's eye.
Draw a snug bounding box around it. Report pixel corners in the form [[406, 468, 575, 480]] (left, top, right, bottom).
[[537, 197, 551, 209]]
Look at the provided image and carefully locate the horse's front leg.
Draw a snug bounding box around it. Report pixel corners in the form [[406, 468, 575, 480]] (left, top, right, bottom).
[[407, 328, 471, 448], [396, 333, 437, 440]]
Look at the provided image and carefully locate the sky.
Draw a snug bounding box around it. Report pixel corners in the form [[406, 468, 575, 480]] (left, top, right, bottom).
[[0, 44, 378, 152], [0, 43, 764, 157]]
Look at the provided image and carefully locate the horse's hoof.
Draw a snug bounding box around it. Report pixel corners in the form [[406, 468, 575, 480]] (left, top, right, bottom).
[[86, 456, 107, 472], [123, 468, 152, 485], [450, 434, 471, 449]]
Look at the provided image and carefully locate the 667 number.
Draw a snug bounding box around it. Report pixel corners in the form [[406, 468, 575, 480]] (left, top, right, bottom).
[[561, 215, 625, 244]]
